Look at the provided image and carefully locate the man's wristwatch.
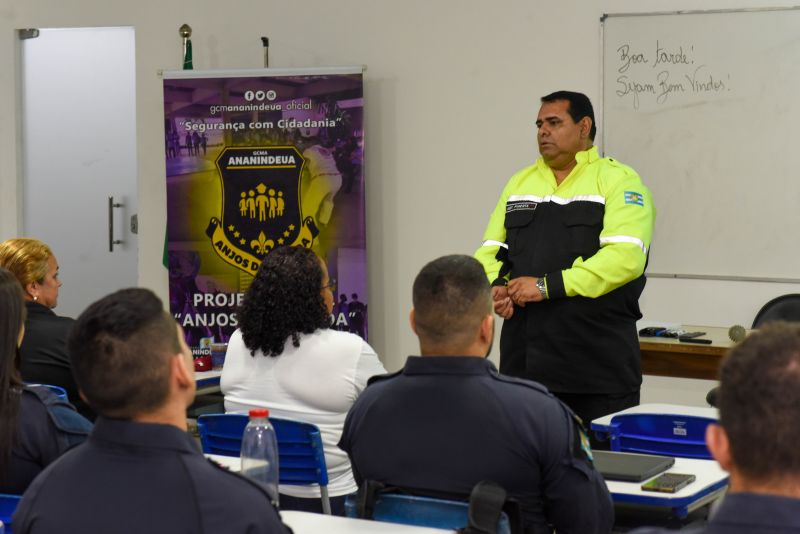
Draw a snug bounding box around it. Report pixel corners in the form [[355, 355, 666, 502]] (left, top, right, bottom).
[[536, 277, 548, 299]]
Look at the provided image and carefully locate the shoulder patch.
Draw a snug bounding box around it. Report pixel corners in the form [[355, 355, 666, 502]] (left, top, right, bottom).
[[564, 409, 594, 462], [577, 421, 593, 462], [624, 191, 644, 206]]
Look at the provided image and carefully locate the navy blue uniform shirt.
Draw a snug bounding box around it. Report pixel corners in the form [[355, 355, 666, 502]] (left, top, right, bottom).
[[13, 417, 290, 534], [631, 492, 800, 533], [339, 356, 613, 534], [0, 386, 91, 494]]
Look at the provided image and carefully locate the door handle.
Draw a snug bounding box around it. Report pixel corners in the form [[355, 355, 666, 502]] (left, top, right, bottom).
[[108, 196, 124, 252]]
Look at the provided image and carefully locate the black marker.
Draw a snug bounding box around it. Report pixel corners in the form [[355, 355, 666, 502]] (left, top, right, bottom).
[[679, 338, 713, 344]]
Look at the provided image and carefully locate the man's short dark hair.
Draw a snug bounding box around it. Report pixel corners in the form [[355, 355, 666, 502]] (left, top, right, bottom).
[[718, 322, 800, 481], [541, 90, 596, 141], [68, 288, 182, 418], [412, 255, 491, 350]]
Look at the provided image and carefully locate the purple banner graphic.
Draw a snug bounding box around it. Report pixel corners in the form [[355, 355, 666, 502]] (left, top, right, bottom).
[[163, 69, 367, 350]]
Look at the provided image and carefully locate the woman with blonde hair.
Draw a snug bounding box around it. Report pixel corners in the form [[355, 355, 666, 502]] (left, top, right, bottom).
[[0, 238, 91, 418]]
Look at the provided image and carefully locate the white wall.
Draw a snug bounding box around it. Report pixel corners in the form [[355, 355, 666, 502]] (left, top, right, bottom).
[[2, 0, 797, 404]]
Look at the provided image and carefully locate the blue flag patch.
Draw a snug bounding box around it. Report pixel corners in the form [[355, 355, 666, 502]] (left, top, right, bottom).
[[624, 191, 644, 206]]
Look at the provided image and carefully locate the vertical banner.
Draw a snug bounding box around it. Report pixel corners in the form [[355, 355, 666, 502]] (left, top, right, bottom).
[[163, 67, 367, 350]]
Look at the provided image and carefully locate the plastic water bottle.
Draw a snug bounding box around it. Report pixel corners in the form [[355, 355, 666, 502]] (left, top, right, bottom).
[[241, 408, 280, 506]]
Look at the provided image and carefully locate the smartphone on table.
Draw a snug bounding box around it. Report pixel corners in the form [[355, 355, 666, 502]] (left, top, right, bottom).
[[641, 473, 696, 493]]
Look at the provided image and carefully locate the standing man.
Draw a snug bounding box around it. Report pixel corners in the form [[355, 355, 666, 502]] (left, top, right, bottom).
[[475, 91, 655, 428]]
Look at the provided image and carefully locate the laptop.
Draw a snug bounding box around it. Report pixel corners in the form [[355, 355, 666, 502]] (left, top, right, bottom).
[[592, 450, 675, 482]]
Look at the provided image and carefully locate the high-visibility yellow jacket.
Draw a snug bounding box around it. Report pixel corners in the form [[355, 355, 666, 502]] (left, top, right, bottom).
[[475, 146, 656, 394], [476, 146, 654, 299]]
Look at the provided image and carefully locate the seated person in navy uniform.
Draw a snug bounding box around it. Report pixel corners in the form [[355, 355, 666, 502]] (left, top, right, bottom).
[[632, 323, 800, 534], [13, 288, 289, 534], [0, 266, 91, 495], [339, 255, 613, 534]]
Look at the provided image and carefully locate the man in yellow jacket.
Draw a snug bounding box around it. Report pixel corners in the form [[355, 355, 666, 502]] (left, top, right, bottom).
[[475, 91, 655, 430]]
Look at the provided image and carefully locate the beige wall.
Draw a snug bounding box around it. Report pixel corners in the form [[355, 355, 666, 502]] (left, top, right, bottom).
[[1, 0, 796, 399]]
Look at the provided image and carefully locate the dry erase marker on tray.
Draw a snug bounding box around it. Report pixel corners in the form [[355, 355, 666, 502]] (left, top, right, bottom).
[[679, 337, 713, 344]]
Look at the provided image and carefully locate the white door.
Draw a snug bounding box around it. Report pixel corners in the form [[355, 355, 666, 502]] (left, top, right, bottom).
[[19, 27, 138, 318]]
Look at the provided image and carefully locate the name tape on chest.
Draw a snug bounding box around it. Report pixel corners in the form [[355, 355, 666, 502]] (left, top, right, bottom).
[[506, 201, 538, 213]]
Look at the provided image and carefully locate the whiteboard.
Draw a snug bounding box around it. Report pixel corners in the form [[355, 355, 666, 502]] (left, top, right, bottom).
[[602, 9, 800, 281]]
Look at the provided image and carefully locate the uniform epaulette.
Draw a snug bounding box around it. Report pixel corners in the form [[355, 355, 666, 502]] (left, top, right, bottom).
[[206, 457, 277, 498], [489, 370, 552, 397], [366, 369, 403, 387], [490, 372, 587, 426], [605, 157, 636, 176]]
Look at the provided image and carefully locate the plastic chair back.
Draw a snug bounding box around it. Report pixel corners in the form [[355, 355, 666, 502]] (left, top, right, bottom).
[[344, 493, 511, 533], [707, 294, 800, 408], [0, 494, 22, 532], [197, 413, 331, 513], [604, 413, 714, 459], [26, 384, 68, 401], [752, 294, 800, 328], [197, 413, 247, 456], [270, 417, 330, 488]]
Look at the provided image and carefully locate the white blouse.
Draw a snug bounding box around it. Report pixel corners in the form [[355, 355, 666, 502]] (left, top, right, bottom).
[[221, 328, 386, 498]]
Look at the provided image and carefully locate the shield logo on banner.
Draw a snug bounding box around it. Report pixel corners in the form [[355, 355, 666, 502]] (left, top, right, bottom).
[[206, 146, 318, 276]]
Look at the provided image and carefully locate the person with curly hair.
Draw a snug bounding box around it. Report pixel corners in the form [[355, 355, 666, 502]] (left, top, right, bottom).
[[221, 246, 386, 515]]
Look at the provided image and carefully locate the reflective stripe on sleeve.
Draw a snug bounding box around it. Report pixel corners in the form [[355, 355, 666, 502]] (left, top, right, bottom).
[[599, 235, 647, 254], [481, 240, 508, 249]]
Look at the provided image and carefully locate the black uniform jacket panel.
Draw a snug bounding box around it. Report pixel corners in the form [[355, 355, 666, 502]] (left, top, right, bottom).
[[499, 197, 644, 394]]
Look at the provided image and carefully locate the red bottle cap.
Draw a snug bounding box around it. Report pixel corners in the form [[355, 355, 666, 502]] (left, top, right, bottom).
[[249, 408, 269, 418]]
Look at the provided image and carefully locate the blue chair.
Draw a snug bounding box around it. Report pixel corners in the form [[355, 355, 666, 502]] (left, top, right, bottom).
[[197, 413, 246, 456], [593, 412, 715, 459], [344, 493, 512, 533], [25, 384, 68, 401], [197, 413, 332, 514], [0, 493, 22, 533]]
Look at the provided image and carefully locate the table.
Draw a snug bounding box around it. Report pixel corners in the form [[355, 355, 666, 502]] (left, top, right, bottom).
[[206, 452, 725, 524], [206, 453, 239, 471], [281, 510, 452, 533], [605, 454, 728, 519], [195, 369, 222, 395], [640, 325, 734, 380], [204, 458, 453, 532]]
